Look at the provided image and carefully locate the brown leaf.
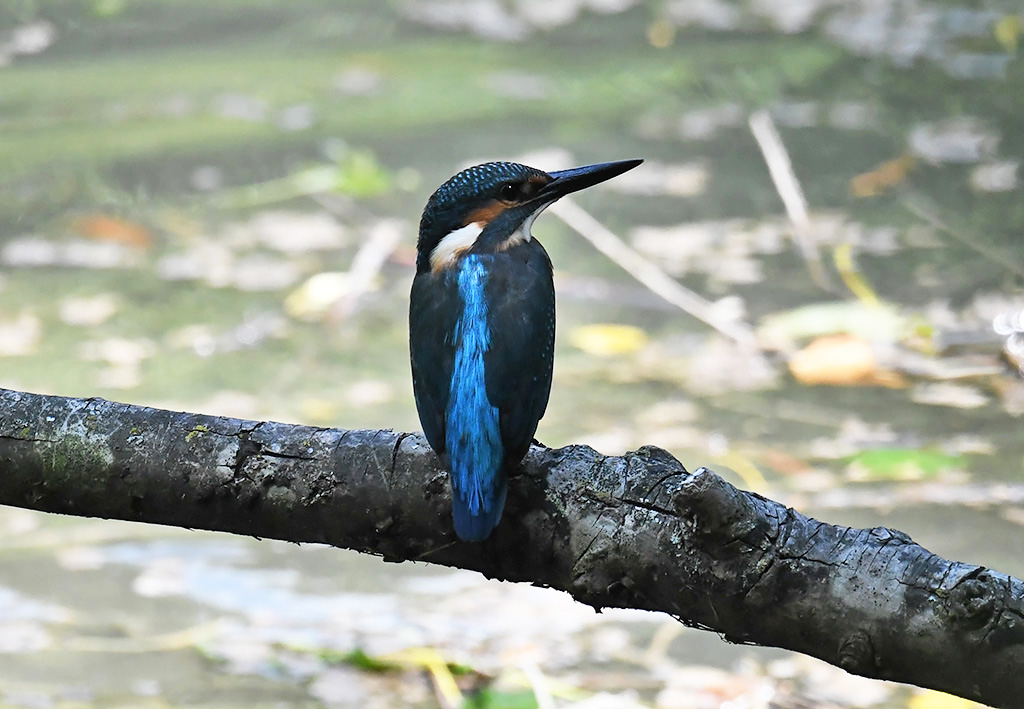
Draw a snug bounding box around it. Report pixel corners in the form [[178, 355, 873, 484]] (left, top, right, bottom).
[[71, 215, 152, 248], [789, 334, 906, 387], [757, 449, 813, 476], [850, 155, 915, 198]]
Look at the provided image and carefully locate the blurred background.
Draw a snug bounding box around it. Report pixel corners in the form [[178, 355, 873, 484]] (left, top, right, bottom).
[[1, 0, 1023, 707]]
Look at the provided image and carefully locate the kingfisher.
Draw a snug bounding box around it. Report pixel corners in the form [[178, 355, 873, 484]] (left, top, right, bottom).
[[409, 158, 642, 541]]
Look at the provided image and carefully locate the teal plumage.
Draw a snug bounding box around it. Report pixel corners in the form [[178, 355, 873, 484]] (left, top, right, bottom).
[[410, 158, 642, 541]]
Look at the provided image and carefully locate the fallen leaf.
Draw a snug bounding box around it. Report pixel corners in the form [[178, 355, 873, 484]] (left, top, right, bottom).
[[756, 449, 813, 476], [833, 242, 880, 306], [569, 324, 648, 356], [646, 19, 675, 48], [908, 689, 985, 709], [285, 272, 350, 320], [845, 448, 965, 482], [850, 155, 914, 197], [71, 214, 152, 247], [994, 14, 1021, 54], [789, 334, 905, 387], [758, 301, 908, 349]]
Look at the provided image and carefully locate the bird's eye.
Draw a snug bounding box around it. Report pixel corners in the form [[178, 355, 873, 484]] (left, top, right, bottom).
[[499, 183, 520, 201]]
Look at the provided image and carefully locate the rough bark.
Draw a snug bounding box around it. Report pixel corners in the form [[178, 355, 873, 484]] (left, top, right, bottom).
[[0, 388, 1021, 706]]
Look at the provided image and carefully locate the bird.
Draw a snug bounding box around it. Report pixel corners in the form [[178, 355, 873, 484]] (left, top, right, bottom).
[[409, 157, 643, 541]]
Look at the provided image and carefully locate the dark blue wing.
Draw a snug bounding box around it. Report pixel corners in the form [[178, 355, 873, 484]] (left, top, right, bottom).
[[409, 269, 460, 457], [482, 239, 555, 463]]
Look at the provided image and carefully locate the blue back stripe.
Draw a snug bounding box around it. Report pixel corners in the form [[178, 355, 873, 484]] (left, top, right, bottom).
[[446, 256, 503, 515]]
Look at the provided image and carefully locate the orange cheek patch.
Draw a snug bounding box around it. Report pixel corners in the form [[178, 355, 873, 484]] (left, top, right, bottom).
[[522, 175, 550, 199], [463, 200, 508, 227]]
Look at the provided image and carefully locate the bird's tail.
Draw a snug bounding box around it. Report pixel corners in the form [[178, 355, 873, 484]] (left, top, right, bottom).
[[450, 465, 507, 542]]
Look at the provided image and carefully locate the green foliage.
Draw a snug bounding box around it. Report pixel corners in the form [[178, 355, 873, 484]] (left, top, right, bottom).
[[846, 448, 966, 481], [335, 648, 401, 673], [333, 150, 392, 199], [464, 689, 539, 709], [92, 0, 127, 17]]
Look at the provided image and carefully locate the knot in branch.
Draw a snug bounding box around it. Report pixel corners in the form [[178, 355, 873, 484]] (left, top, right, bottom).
[[946, 573, 999, 631], [671, 467, 776, 551], [838, 630, 877, 675]]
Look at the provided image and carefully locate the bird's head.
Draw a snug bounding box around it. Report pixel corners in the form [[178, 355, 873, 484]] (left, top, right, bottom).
[[417, 158, 642, 273]]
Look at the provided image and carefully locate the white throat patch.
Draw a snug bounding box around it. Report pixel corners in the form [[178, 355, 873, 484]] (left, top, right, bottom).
[[505, 201, 552, 249], [430, 221, 483, 271], [429, 201, 555, 271]]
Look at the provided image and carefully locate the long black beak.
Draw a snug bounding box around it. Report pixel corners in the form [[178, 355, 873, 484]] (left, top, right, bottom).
[[538, 159, 643, 202]]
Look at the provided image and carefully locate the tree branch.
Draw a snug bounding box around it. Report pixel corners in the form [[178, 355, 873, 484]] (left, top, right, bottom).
[[0, 388, 1021, 706]]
